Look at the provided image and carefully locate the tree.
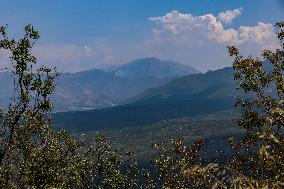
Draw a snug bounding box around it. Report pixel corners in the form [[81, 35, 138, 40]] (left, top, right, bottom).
[[225, 21, 284, 188], [0, 25, 149, 189], [0, 24, 81, 188]]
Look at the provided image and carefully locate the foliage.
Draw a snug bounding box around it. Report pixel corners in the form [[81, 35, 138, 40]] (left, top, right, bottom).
[[153, 139, 208, 188], [0, 24, 71, 188], [224, 21, 284, 188], [73, 134, 155, 189]]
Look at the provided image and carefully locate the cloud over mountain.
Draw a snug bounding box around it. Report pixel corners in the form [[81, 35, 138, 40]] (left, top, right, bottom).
[[147, 9, 279, 71], [149, 9, 278, 48]]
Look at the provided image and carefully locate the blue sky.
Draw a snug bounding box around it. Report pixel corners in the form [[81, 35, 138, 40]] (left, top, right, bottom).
[[0, 0, 283, 72]]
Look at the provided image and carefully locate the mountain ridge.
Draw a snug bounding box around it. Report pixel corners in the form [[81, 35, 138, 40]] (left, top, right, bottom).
[[53, 67, 241, 132], [113, 57, 200, 79], [0, 57, 199, 112]]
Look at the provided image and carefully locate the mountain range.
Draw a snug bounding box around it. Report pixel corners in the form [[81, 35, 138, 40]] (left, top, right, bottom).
[[0, 57, 199, 111], [1, 57, 243, 133], [113, 57, 199, 79], [53, 67, 242, 132]]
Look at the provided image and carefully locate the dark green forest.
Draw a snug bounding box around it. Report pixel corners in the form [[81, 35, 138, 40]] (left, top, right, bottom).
[[0, 22, 283, 188]]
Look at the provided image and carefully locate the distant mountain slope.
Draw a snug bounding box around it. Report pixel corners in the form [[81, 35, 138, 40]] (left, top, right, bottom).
[[53, 67, 241, 132], [0, 57, 199, 111], [113, 57, 199, 79], [132, 67, 236, 104]]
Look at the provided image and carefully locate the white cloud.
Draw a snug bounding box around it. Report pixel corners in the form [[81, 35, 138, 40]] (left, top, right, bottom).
[[218, 8, 242, 24], [147, 9, 280, 71], [149, 10, 278, 48]]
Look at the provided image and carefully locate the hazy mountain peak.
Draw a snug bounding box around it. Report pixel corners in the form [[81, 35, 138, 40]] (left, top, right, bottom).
[[113, 57, 200, 79]]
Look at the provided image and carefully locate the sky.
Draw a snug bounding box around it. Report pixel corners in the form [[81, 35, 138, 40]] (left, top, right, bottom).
[[0, 0, 283, 72]]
